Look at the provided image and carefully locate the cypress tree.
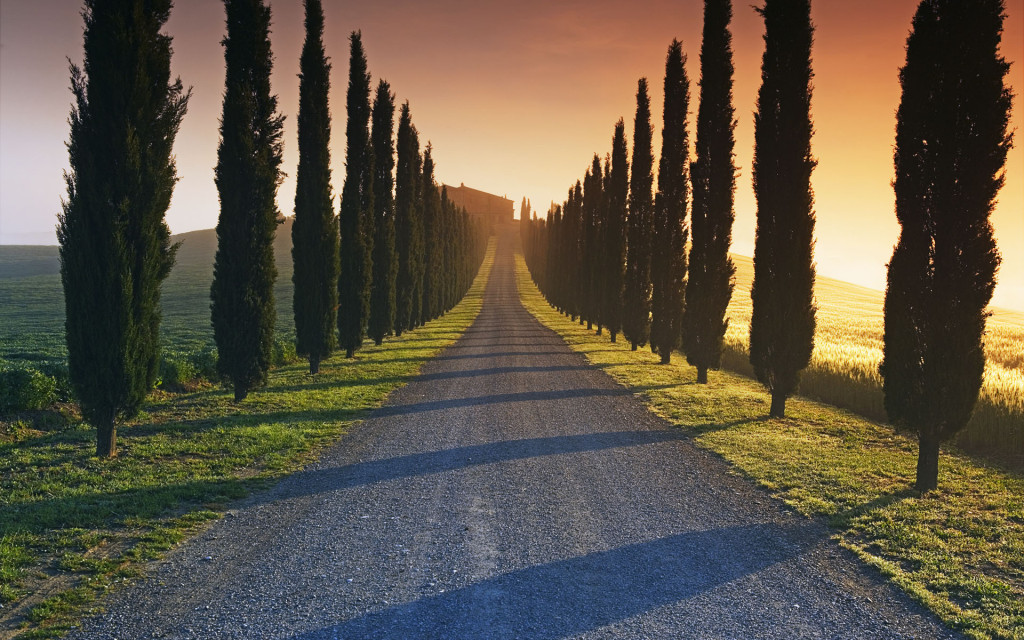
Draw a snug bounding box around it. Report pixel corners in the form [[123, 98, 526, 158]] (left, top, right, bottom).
[[547, 205, 563, 312], [211, 0, 284, 402], [562, 182, 583, 322], [604, 120, 629, 343], [684, 0, 738, 384], [582, 155, 604, 332], [623, 78, 655, 351], [420, 144, 442, 324], [395, 102, 422, 336], [338, 32, 373, 358], [58, 0, 189, 457], [368, 80, 396, 346], [409, 128, 424, 328], [882, 0, 1011, 492], [650, 40, 691, 365], [749, 0, 817, 418], [291, 0, 337, 375]]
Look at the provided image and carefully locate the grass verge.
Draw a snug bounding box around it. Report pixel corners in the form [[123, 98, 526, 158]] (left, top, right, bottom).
[[0, 240, 495, 639], [516, 252, 1024, 640]]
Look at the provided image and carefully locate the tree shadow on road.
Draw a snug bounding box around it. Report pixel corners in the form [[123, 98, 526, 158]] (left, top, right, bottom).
[[288, 521, 819, 640], [251, 428, 687, 504]]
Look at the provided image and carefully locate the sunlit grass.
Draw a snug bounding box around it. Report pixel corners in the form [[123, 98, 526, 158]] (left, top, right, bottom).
[[0, 240, 495, 639], [721, 255, 1024, 468], [517, 251, 1024, 640]]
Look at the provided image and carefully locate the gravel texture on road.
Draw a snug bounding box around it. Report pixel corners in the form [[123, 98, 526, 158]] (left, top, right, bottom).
[[69, 229, 958, 639]]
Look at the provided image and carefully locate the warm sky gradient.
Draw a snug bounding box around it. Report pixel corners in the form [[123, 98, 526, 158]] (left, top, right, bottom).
[[1, 0, 1022, 309]]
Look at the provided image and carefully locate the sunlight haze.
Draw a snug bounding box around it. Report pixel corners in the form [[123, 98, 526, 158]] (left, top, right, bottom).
[[0, 0, 1021, 308]]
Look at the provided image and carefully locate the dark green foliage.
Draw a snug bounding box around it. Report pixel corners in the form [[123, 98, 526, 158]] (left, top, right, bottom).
[[749, 0, 817, 418], [420, 145, 443, 325], [623, 79, 655, 351], [650, 40, 690, 365], [581, 156, 604, 332], [291, 0, 338, 375], [685, 0, 738, 384], [211, 0, 284, 402], [395, 102, 423, 336], [603, 120, 629, 343], [338, 32, 374, 358], [368, 81, 397, 346], [408, 131, 425, 328], [882, 0, 1011, 492], [58, 0, 189, 456], [0, 366, 57, 412], [561, 182, 583, 322], [546, 205, 563, 312]]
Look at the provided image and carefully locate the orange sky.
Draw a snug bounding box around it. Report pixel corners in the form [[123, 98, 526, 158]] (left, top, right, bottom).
[[0, 0, 1021, 309]]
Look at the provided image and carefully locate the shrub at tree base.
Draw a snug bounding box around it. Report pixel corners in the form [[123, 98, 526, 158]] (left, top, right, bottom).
[[0, 367, 57, 413]]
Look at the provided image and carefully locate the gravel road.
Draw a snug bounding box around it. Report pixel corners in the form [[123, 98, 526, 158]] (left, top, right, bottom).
[[69, 229, 958, 639]]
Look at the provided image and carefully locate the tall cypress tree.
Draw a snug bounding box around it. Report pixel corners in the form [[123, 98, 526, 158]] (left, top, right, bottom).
[[604, 119, 629, 343], [547, 205, 563, 312], [650, 40, 690, 365], [582, 155, 604, 332], [211, 0, 284, 402], [623, 78, 655, 351], [368, 80, 396, 345], [395, 102, 422, 336], [562, 182, 583, 322], [409, 128, 425, 328], [685, 0, 738, 384], [338, 32, 373, 358], [749, 0, 817, 418], [882, 0, 1011, 492], [59, 0, 189, 457], [420, 144, 443, 324], [291, 0, 337, 375]]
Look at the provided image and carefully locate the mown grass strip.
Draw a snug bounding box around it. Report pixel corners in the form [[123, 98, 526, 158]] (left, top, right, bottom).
[[0, 239, 495, 639], [515, 252, 1024, 640]]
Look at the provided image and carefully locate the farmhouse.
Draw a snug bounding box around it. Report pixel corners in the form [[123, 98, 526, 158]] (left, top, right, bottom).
[[443, 183, 514, 228]]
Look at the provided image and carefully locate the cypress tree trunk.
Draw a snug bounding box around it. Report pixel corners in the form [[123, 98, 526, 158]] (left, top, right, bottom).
[[916, 432, 940, 493], [292, 0, 338, 376], [882, 0, 1010, 492], [650, 41, 690, 366], [684, 0, 737, 384], [368, 80, 396, 346], [623, 79, 654, 350], [696, 366, 708, 384], [96, 412, 116, 459], [212, 0, 284, 402], [770, 392, 786, 419], [59, 0, 189, 457], [749, 0, 817, 416], [338, 32, 374, 357]]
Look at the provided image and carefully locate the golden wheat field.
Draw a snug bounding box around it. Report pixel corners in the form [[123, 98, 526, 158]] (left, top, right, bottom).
[[721, 255, 1024, 467]]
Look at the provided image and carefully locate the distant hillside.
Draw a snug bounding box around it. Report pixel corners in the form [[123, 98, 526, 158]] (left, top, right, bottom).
[[0, 219, 296, 362], [2, 220, 1020, 363]]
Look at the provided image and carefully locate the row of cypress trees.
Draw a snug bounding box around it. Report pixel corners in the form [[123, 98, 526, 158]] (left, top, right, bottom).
[[330, 29, 486, 365], [523, 0, 738, 387], [523, 0, 1013, 491], [59, 0, 486, 456]]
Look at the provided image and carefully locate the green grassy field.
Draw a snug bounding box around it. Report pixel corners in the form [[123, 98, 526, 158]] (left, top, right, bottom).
[[0, 220, 297, 365], [721, 255, 1024, 469], [517, 252, 1024, 640], [0, 239, 495, 639]]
